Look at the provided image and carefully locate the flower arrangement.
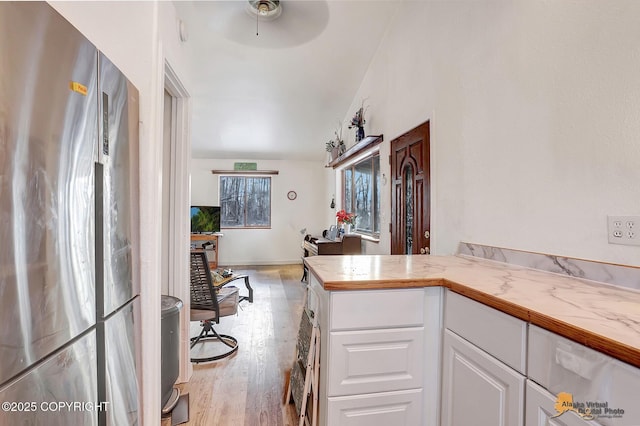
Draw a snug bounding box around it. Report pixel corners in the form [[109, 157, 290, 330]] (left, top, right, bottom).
[[348, 107, 365, 130], [348, 100, 368, 142], [336, 209, 356, 226]]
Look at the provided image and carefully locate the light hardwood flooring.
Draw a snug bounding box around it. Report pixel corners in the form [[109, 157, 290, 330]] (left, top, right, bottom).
[[162, 264, 306, 426]]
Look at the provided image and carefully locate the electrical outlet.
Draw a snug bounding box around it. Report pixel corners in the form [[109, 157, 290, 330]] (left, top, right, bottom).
[[608, 216, 640, 246]]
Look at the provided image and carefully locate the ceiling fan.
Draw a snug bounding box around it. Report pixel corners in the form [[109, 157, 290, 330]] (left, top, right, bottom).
[[246, 0, 283, 36], [194, 0, 330, 48]]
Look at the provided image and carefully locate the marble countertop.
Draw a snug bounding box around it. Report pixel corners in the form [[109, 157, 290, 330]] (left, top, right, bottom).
[[304, 254, 640, 368]]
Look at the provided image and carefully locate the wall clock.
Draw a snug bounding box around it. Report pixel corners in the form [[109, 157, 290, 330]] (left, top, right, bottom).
[[287, 190, 297, 200]]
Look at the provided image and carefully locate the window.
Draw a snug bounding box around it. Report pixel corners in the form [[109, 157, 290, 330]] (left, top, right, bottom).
[[220, 176, 271, 228], [342, 153, 380, 236]]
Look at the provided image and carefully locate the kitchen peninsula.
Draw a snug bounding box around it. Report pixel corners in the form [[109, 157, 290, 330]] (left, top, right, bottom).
[[304, 254, 640, 426]]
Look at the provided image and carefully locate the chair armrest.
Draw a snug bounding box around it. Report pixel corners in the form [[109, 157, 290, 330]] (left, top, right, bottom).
[[214, 274, 253, 303]]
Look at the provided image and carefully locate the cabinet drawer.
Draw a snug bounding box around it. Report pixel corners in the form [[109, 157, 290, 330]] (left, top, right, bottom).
[[328, 327, 424, 396], [330, 289, 424, 331], [528, 325, 640, 425], [445, 290, 527, 373], [328, 388, 423, 426]]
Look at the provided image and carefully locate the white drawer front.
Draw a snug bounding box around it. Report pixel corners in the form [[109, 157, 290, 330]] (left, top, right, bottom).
[[330, 289, 424, 331], [445, 290, 527, 373], [528, 325, 640, 425], [328, 327, 424, 396], [328, 388, 423, 426]]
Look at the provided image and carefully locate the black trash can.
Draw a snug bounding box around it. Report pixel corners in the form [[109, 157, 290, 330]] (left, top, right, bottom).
[[161, 295, 183, 410]]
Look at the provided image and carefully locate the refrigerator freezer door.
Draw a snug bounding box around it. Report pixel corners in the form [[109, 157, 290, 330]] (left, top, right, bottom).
[[0, 331, 99, 425], [0, 2, 98, 386], [100, 296, 141, 425], [98, 53, 140, 318]]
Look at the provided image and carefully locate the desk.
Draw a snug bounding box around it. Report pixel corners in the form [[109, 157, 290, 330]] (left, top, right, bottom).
[[301, 234, 362, 282], [191, 233, 221, 269]]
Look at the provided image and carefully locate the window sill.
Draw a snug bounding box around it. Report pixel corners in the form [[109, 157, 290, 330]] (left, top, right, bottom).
[[357, 233, 380, 243]]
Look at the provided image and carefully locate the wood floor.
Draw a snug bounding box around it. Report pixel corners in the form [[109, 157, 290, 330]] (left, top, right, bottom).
[[162, 264, 306, 426]]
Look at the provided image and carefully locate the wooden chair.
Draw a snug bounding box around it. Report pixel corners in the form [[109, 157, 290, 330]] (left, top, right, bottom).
[[189, 251, 239, 362]]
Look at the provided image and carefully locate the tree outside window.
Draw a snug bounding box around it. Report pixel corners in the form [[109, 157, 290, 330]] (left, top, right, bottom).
[[342, 154, 380, 236], [220, 176, 271, 228]]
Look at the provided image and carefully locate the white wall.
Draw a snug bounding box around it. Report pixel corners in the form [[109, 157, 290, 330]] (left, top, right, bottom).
[[192, 159, 329, 265], [344, 0, 640, 266], [49, 2, 191, 424]]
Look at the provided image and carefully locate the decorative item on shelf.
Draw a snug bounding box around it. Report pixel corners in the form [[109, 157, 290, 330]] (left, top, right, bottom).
[[336, 209, 356, 236], [335, 121, 346, 156], [325, 121, 345, 163], [348, 101, 368, 142], [325, 140, 338, 163]]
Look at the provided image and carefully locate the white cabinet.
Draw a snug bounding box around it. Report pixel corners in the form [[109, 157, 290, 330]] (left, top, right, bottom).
[[308, 275, 441, 426], [441, 329, 525, 426], [528, 325, 640, 426], [526, 380, 602, 426], [327, 389, 423, 426], [441, 291, 526, 426], [444, 290, 527, 374], [328, 327, 424, 396]]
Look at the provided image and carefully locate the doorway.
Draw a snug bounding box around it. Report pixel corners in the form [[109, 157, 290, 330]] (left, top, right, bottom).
[[390, 121, 431, 255], [163, 62, 191, 382]]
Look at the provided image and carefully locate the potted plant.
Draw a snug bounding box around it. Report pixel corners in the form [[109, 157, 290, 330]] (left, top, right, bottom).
[[325, 140, 338, 162]]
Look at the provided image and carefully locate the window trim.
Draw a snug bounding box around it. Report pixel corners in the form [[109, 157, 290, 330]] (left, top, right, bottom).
[[341, 150, 381, 238]]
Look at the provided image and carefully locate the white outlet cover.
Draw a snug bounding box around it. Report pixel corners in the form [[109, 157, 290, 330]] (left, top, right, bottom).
[[607, 216, 640, 246]]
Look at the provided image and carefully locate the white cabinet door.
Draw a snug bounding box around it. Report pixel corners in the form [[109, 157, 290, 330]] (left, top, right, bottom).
[[526, 380, 602, 426], [441, 329, 525, 426], [327, 388, 422, 426]]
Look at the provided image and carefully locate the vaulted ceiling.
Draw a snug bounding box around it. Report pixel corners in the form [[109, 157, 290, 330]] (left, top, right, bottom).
[[174, 1, 399, 161]]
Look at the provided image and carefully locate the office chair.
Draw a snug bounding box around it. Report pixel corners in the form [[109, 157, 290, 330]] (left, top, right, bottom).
[[189, 251, 239, 362]]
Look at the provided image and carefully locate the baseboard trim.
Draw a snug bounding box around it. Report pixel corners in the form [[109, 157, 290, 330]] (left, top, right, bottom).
[[221, 260, 304, 267]]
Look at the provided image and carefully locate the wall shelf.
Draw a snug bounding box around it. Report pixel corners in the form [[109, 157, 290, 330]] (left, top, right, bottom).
[[211, 170, 279, 175], [327, 134, 383, 168]]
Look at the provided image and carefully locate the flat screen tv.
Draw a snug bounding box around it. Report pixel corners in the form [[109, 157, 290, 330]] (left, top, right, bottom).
[[190, 206, 221, 233]]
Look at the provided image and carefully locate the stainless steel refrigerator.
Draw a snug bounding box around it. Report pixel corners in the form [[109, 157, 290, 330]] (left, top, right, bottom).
[[0, 2, 141, 425]]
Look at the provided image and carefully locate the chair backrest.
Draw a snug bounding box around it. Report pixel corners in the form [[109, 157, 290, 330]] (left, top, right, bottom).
[[190, 251, 219, 313]]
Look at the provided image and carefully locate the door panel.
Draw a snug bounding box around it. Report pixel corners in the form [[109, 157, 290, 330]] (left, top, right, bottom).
[[441, 329, 525, 426], [0, 331, 98, 425], [525, 380, 602, 426], [0, 2, 98, 386], [98, 53, 140, 318], [390, 121, 430, 255]]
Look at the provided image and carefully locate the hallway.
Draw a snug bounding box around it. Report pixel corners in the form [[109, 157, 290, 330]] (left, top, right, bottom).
[[163, 264, 306, 425]]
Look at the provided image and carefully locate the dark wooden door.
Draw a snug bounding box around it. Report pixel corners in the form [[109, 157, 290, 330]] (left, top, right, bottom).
[[390, 121, 430, 255]]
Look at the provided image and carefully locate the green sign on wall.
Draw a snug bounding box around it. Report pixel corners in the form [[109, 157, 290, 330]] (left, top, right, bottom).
[[234, 162, 257, 171]]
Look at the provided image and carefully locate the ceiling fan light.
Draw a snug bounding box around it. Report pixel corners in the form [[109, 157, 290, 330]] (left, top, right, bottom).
[[246, 0, 282, 21]]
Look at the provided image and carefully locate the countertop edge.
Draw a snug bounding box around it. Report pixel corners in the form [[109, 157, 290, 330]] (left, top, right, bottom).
[[307, 265, 640, 369]]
